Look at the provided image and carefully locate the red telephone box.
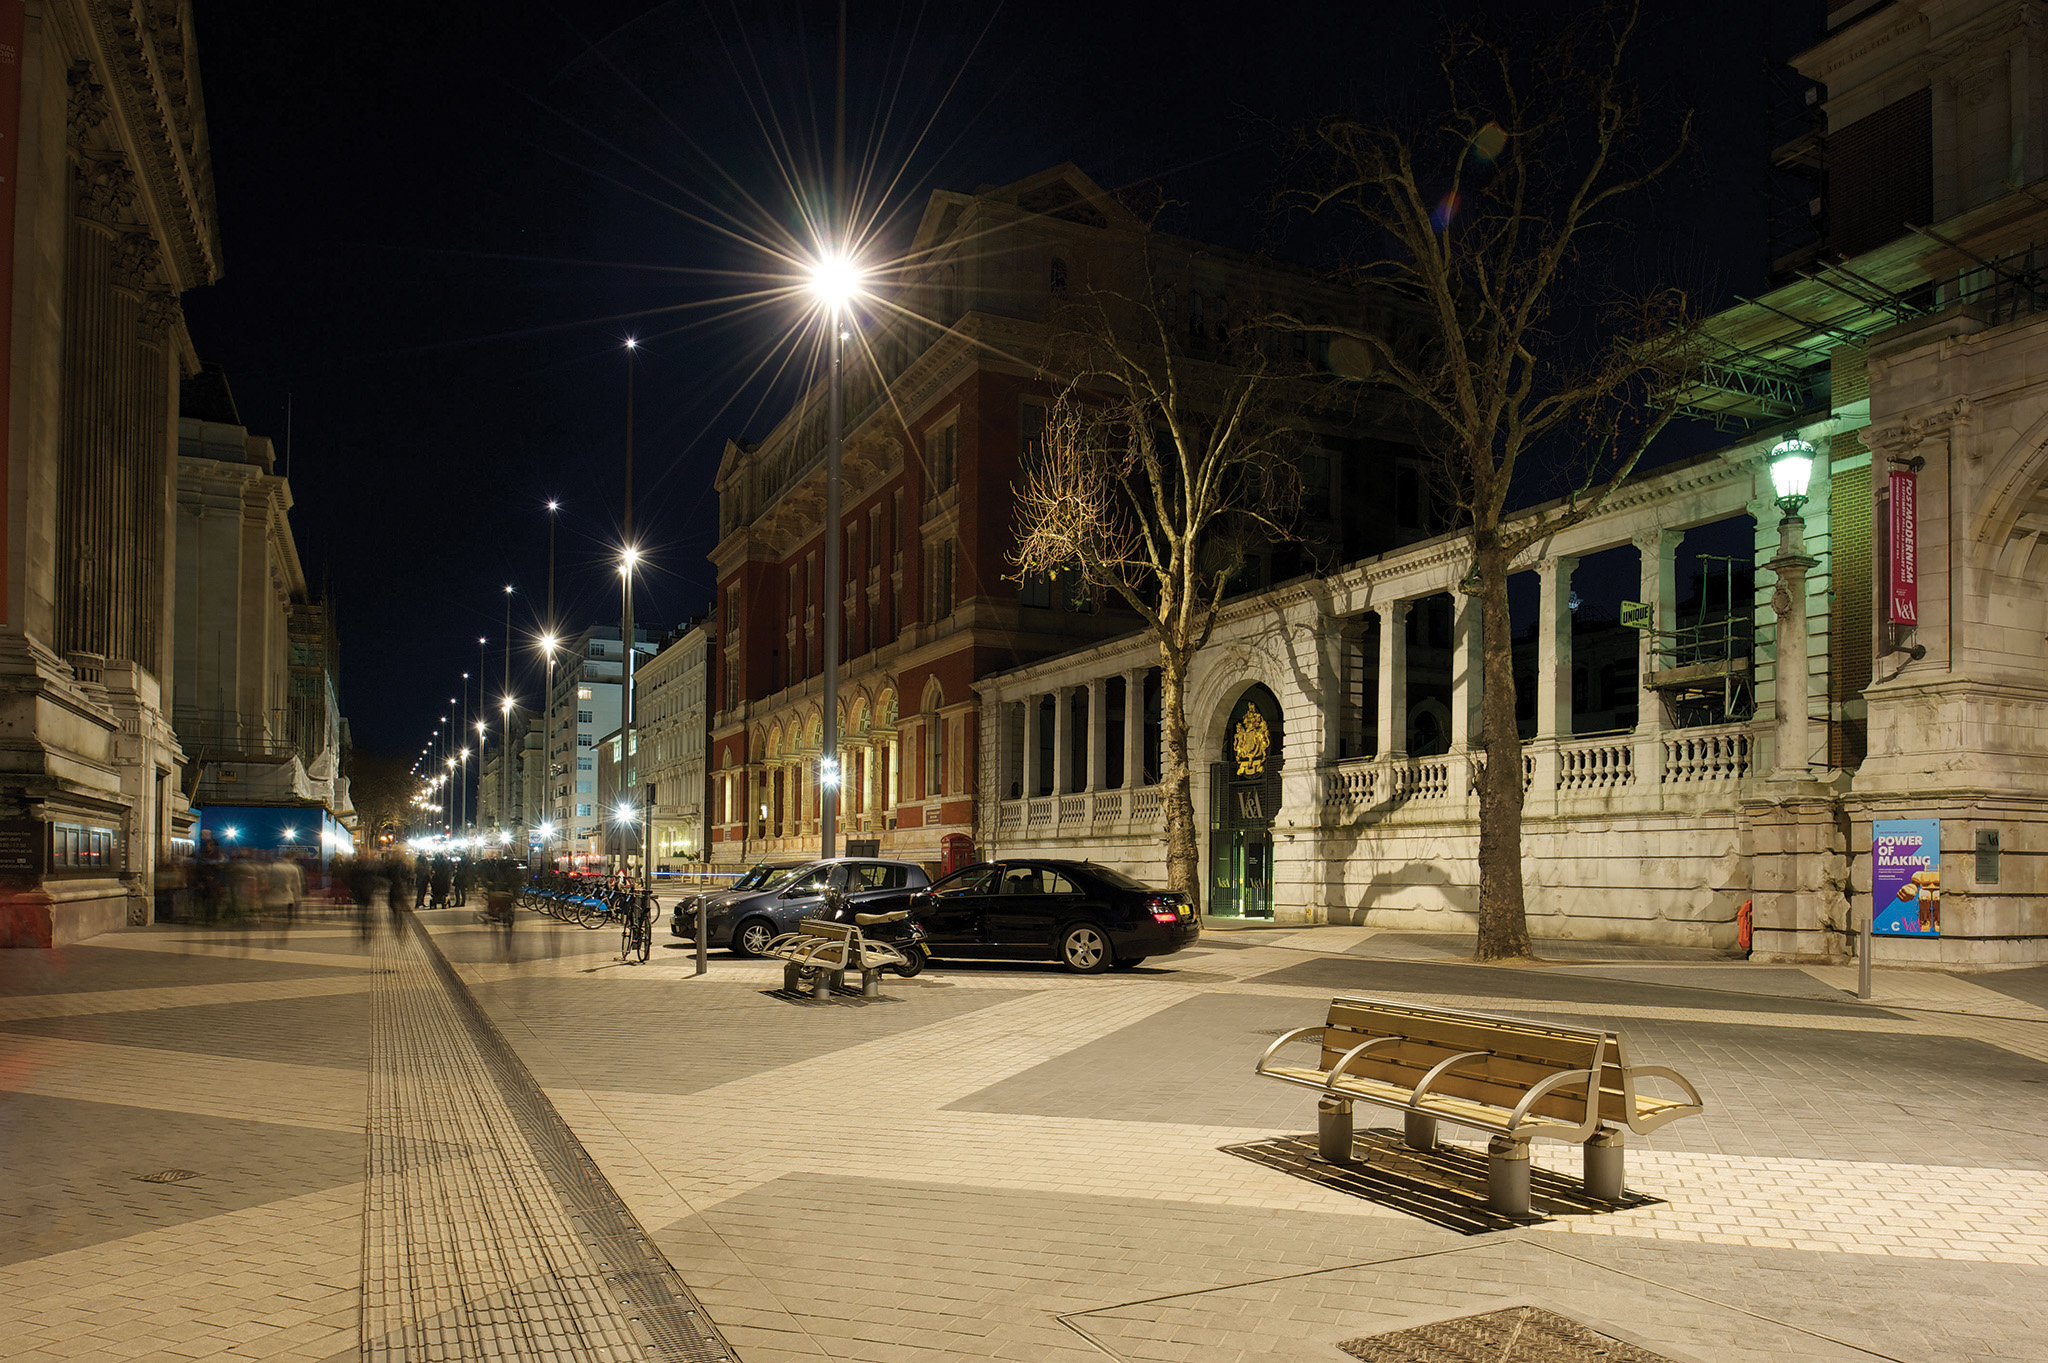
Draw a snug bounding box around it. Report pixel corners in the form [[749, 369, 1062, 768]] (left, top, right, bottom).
[[940, 833, 976, 876]]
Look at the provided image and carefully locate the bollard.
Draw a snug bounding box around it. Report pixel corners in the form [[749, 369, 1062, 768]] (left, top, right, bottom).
[[1403, 1110, 1438, 1151], [695, 898, 708, 976], [1487, 1136, 1532, 1217], [1317, 1096, 1354, 1165], [1583, 1126, 1626, 1203]]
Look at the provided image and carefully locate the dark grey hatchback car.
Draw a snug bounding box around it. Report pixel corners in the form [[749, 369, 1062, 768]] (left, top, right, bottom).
[[670, 858, 930, 956]]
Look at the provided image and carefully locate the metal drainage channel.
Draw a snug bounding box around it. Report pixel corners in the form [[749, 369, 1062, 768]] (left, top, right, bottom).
[[407, 917, 736, 1363], [1340, 1305, 1681, 1363]]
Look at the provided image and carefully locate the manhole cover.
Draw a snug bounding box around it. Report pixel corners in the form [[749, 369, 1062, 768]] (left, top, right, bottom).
[[1341, 1306, 1679, 1362], [132, 1169, 201, 1184]]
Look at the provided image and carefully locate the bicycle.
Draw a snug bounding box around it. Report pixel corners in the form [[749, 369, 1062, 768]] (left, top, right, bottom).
[[619, 886, 652, 964]]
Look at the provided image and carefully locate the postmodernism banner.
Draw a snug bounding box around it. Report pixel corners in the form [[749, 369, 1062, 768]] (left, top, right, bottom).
[[1888, 469, 1918, 626], [1872, 818, 1940, 937]]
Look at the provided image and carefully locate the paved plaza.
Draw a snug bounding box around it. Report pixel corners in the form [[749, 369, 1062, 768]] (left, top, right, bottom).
[[3, 909, 2047, 1362]]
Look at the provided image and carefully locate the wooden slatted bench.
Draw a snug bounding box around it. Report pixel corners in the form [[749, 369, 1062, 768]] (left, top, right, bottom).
[[763, 918, 907, 999], [1255, 995, 1703, 1215]]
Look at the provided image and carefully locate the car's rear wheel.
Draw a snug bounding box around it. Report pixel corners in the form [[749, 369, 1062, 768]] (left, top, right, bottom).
[[1059, 923, 1112, 973], [733, 917, 776, 957], [1110, 956, 1145, 970]]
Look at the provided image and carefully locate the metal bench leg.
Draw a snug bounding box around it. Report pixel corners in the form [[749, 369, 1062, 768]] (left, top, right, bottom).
[[1317, 1096, 1354, 1166], [811, 969, 831, 1000], [830, 969, 847, 994], [1583, 1126, 1625, 1202], [861, 967, 881, 997], [1487, 1136, 1532, 1217], [782, 962, 802, 993], [1403, 1111, 1438, 1150]]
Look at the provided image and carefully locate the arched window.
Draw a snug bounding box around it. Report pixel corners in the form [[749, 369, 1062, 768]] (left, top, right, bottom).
[[924, 681, 947, 799]]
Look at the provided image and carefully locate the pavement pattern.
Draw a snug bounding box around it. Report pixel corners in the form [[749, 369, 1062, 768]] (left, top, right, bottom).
[[4, 907, 2047, 1362]]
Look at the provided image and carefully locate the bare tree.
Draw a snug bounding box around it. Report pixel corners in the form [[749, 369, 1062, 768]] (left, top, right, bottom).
[[1293, 4, 1702, 958], [1011, 271, 1311, 909]]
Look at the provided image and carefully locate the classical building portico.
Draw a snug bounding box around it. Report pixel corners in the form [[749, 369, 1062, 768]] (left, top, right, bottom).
[[977, 435, 1849, 950]]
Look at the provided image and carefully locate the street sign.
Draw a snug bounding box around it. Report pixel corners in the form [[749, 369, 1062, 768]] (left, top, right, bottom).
[[1619, 600, 1653, 630]]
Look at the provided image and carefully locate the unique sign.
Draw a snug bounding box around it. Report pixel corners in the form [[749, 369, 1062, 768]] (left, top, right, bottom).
[[1888, 469, 1918, 626], [1232, 706, 1271, 777], [1619, 600, 1653, 630], [0, 818, 43, 875], [1872, 818, 1940, 937]]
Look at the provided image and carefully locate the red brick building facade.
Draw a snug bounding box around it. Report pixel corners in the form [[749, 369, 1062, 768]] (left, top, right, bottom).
[[708, 165, 1415, 870]]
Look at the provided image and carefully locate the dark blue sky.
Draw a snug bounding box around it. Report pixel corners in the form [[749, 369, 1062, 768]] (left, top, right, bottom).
[[181, 0, 1825, 759]]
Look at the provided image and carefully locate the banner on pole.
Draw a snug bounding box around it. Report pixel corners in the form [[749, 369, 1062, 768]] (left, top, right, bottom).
[[1872, 818, 1940, 937], [1888, 469, 1918, 626]]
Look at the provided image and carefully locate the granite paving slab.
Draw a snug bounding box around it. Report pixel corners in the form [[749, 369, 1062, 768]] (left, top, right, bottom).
[[0, 990, 373, 1068], [0, 1092, 364, 1267], [1254, 953, 1902, 1017], [0, 940, 360, 994]]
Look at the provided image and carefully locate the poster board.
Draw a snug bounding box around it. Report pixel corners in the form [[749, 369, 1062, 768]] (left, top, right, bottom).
[[1872, 818, 1940, 937]]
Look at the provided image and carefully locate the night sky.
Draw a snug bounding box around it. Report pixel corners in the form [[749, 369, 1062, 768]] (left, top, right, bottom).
[[179, 0, 1826, 766]]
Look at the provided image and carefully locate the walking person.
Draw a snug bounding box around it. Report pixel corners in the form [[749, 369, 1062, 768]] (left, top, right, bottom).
[[453, 855, 472, 908], [413, 855, 430, 909], [429, 854, 452, 910]]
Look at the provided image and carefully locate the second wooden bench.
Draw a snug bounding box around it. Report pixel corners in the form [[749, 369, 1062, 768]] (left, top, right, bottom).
[[1256, 994, 1702, 1215]]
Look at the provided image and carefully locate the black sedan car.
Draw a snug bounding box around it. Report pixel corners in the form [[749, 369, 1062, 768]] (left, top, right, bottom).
[[670, 858, 929, 956], [910, 860, 1197, 972]]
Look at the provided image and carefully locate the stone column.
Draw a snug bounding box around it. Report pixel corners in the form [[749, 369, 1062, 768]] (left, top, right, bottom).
[[1535, 557, 1576, 740], [1124, 668, 1148, 786], [1376, 602, 1410, 760], [1632, 529, 1680, 787], [130, 290, 178, 676], [1023, 697, 1045, 798], [1450, 594, 1483, 750], [1052, 685, 1073, 794], [57, 158, 134, 670], [1085, 677, 1107, 792], [1768, 515, 1819, 779]]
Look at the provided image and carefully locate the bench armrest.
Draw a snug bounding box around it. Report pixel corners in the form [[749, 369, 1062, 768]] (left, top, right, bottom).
[[1504, 1067, 1597, 1136], [1254, 1027, 1329, 1076], [1407, 1050, 1492, 1108], [1621, 1064, 1704, 1133], [1322, 1035, 1409, 1095]]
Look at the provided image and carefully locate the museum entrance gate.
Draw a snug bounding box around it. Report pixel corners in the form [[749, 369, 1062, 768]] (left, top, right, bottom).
[[1209, 685, 1281, 919]]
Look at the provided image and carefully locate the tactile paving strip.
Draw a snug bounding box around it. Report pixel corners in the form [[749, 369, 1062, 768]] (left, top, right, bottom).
[[361, 919, 733, 1361]]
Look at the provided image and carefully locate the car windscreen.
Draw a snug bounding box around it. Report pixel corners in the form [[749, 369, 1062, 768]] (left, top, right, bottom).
[[735, 863, 803, 891], [1082, 864, 1154, 892]]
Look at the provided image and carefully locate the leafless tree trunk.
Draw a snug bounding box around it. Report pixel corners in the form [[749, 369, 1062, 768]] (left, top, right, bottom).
[[1292, 3, 1702, 958], [1011, 273, 1309, 910]]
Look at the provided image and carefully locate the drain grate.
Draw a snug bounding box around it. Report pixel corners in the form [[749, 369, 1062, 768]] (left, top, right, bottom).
[[1341, 1306, 1680, 1361], [132, 1169, 200, 1184]]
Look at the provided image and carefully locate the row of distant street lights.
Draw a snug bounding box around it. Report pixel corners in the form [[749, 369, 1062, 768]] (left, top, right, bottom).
[[398, 246, 868, 872]]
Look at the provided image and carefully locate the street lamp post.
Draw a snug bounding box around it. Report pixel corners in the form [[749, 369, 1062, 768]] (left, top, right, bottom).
[[502, 585, 515, 852], [620, 339, 641, 886], [808, 255, 862, 860]]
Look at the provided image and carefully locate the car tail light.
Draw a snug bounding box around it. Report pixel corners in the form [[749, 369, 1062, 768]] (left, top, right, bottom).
[[1148, 897, 1181, 924]]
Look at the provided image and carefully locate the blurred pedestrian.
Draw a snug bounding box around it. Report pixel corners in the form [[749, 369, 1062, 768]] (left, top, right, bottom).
[[264, 852, 303, 924], [453, 855, 472, 908], [413, 854, 430, 909], [430, 854, 452, 909], [194, 833, 227, 925]]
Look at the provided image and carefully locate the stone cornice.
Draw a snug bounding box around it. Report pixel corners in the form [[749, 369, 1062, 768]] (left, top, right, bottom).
[[83, 0, 221, 291]]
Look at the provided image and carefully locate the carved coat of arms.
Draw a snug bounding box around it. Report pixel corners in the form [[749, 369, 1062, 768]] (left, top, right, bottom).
[[1232, 707, 1271, 777]]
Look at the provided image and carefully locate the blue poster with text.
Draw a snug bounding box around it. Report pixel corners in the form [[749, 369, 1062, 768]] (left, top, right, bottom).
[[1872, 819, 1940, 937]]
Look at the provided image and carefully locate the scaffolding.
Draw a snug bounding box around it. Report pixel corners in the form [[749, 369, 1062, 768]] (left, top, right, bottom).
[[1644, 556, 1756, 727]]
